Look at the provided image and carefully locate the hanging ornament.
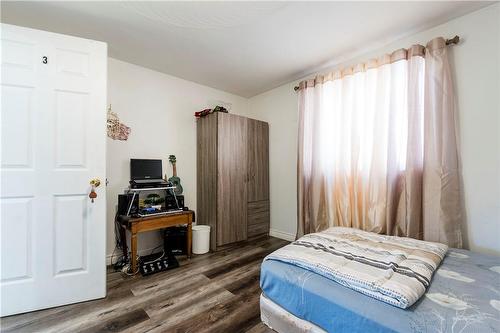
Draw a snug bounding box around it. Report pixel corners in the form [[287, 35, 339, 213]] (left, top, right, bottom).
[[107, 104, 131, 140]]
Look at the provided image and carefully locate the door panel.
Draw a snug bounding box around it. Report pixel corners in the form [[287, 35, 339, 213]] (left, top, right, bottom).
[[1, 85, 34, 168], [0, 24, 107, 316], [247, 119, 269, 202], [56, 48, 89, 77], [1, 38, 36, 86], [196, 113, 218, 251], [53, 194, 88, 275], [217, 113, 247, 246], [1, 197, 33, 282], [54, 90, 88, 168]]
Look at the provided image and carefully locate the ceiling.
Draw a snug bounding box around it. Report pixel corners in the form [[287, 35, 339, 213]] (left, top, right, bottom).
[[1, 1, 493, 97]]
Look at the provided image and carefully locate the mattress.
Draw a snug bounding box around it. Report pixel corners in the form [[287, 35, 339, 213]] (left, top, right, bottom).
[[265, 227, 448, 309], [260, 293, 326, 333], [261, 248, 500, 333]]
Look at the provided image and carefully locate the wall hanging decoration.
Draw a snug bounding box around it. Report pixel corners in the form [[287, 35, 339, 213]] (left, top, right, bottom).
[[107, 105, 131, 140]]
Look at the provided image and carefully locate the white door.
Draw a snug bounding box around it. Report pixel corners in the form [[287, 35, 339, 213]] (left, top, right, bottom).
[[0, 24, 107, 316]]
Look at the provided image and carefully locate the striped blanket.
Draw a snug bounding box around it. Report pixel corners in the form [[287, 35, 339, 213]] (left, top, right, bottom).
[[264, 227, 448, 309]]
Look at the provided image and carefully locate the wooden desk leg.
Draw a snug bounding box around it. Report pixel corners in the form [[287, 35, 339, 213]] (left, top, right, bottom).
[[131, 231, 137, 273], [119, 225, 128, 261], [187, 220, 192, 259]]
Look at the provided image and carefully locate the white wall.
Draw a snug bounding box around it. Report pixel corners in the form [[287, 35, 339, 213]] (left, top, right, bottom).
[[247, 83, 299, 241], [106, 58, 249, 261], [248, 4, 500, 254]]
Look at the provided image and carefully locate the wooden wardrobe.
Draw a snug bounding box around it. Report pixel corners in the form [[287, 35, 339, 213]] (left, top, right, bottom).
[[197, 112, 269, 251]]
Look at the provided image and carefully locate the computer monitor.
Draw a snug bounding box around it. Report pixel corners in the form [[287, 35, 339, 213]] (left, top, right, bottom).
[[130, 159, 162, 180]]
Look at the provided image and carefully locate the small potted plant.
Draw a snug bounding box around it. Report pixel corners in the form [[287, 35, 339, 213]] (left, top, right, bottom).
[[144, 193, 164, 210]]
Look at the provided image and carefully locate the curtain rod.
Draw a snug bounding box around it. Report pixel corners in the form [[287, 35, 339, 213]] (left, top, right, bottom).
[[293, 35, 460, 92]]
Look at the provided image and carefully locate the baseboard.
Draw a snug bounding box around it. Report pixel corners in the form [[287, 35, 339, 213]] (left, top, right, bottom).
[[269, 228, 295, 242], [107, 230, 295, 264], [106, 246, 162, 266]]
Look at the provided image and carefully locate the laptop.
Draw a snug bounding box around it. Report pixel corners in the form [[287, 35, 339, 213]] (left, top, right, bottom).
[[130, 159, 169, 187]]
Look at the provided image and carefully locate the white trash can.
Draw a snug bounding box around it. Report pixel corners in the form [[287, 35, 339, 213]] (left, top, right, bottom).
[[192, 225, 211, 254]]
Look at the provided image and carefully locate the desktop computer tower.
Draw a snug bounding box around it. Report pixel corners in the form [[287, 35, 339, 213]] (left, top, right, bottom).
[[164, 227, 187, 255]]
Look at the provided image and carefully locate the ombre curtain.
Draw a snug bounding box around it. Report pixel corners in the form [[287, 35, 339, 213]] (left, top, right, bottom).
[[297, 37, 462, 247]]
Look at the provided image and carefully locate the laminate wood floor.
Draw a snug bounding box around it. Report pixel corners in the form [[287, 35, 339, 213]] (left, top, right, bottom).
[[1, 236, 288, 333]]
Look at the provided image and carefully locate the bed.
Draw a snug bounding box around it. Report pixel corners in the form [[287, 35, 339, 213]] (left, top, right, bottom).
[[260, 236, 500, 332]]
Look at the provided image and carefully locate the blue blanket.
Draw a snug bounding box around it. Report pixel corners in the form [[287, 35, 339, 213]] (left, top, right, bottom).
[[261, 249, 500, 333]]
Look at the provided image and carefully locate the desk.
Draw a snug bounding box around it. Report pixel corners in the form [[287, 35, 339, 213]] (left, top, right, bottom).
[[119, 210, 194, 273]]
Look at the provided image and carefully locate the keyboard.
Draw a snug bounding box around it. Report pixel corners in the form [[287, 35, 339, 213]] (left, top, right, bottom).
[[134, 179, 165, 183], [138, 209, 183, 217]]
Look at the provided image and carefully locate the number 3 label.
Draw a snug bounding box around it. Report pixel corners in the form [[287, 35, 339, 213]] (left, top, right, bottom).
[[42, 56, 48, 64]]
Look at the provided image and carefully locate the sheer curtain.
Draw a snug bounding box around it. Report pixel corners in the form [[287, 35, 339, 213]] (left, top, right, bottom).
[[297, 37, 462, 247]]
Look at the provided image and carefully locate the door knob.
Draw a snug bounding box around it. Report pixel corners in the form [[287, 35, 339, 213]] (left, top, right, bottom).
[[89, 178, 101, 203], [90, 178, 101, 187]]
